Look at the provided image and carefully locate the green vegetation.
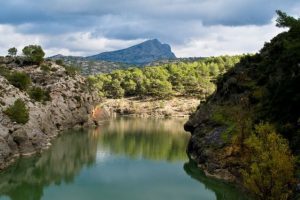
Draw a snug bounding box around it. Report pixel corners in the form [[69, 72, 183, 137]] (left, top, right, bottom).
[[187, 11, 300, 199], [64, 65, 81, 77], [8, 47, 17, 57], [242, 123, 295, 200], [7, 71, 31, 91], [40, 64, 51, 73], [28, 86, 51, 103], [89, 55, 242, 99], [55, 59, 81, 77], [22, 45, 45, 64], [4, 99, 29, 124]]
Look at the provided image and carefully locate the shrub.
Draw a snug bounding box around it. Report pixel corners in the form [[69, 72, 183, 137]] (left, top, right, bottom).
[[22, 45, 45, 64], [4, 99, 29, 124], [0, 65, 10, 78], [8, 71, 31, 91], [64, 65, 81, 77], [55, 59, 64, 65], [40, 64, 51, 73], [28, 86, 51, 102], [242, 123, 295, 200]]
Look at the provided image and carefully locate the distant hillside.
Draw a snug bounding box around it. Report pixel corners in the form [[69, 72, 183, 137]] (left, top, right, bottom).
[[48, 55, 133, 75], [48, 39, 177, 75], [87, 39, 176, 65]]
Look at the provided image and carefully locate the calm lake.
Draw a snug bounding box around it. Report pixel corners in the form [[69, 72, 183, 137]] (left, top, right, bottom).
[[0, 117, 248, 200]]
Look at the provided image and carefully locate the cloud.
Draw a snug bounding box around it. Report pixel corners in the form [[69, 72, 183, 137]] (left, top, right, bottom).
[[173, 20, 285, 57], [0, 24, 144, 56], [0, 0, 299, 57]]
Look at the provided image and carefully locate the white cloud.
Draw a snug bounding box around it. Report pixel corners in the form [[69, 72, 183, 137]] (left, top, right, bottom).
[[0, 24, 43, 56], [0, 24, 144, 57], [0, 19, 288, 58], [173, 20, 285, 57]]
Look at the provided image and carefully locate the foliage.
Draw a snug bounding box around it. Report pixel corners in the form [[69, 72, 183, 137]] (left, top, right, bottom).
[[276, 10, 300, 29], [4, 99, 29, 124], [22, 45, 45, 64], [55, 59, 64, 65], [28, 86, 51, 102], [90, 55, 242, 99], [242, 123, 295, 200], [7, 71, 32, 91], [40, 64, 51, 73], [64, 65, 81, 77], [190, 11, 299, 198], [8, 47, 17, 56]]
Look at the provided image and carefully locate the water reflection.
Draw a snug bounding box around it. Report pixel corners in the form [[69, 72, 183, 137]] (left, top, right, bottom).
[[95, 117, 189, 161], [0, 131, 98, 200], [183, 161, 249, 200], [0, 117, 247, 200]]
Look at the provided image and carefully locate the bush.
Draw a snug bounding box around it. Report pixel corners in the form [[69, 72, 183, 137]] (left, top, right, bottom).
[[4, 99, 29, 124], [28, 86, 51, 102], [55, 59, 64, 65], [64, 65, 81, 77], [8, 71, 31, 91], [40, 64, 51, 73], [242, 123, 295, 200], [22, 45, 45, 64]]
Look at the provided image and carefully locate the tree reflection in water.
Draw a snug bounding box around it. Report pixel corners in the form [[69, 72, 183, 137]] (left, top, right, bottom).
[[0, 131, 98, 200], [95, 117, 189, 161], [0, 117, 247, 200]]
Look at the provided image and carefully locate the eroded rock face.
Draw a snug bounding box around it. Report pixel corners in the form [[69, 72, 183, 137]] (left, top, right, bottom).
[[0, 58, 104, 169], [184, 104, 241, 183]]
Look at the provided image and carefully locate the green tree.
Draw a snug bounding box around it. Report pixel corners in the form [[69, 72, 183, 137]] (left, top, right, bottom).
[[8, 47, 17, 57], [22, 45, 45, 64], [242, 123, 295, 200], [276, 10, 299, 29], [4, 99, 29, 124], [107, 79, 124, 98]]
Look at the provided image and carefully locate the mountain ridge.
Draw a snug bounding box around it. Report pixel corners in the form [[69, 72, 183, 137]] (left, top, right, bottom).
[[49, 39, 176, 65], [86, 39, 176, 64]]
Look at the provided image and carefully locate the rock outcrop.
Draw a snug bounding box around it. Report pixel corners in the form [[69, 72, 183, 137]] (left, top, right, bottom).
[[0, 57, 105, 169]]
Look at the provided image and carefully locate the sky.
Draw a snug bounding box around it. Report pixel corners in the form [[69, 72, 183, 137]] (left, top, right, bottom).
[[0, 0, 299, 58]]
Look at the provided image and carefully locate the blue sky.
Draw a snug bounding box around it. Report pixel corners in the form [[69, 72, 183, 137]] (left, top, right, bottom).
[[0, 0, 299, 57]]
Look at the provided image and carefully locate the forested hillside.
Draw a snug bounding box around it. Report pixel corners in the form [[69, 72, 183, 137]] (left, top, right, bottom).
[[88, 55, 242, 99], [184, 11, 300, 200]]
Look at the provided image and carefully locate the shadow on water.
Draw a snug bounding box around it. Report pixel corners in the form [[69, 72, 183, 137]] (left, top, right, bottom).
[[183, 160, 250, 200]]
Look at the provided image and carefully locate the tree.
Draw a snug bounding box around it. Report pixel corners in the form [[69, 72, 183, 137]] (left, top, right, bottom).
[[22, 45, 45, 64], [276, 10, 299, 29], [8, 47, 17, 57], [242, 123, 295, 200]]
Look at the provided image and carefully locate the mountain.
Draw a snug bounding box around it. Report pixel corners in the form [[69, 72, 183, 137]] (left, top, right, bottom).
[[86, 39, 176, 65]]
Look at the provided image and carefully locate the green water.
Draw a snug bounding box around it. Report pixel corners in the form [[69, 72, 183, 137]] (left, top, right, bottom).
[[0, 117, 248, 200]]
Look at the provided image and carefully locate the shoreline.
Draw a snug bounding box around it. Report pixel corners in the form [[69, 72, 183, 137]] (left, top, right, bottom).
[[100, 97, 200, 118]]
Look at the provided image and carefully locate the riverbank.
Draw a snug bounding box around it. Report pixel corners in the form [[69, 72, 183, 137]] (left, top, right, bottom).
[[100, 97, 199, 118], [0, 57, 105, 170]]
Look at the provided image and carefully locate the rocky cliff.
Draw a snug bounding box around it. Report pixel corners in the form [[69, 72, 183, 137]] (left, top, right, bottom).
[[0, 57, 106, 170], [184, 11, 300, 199]]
